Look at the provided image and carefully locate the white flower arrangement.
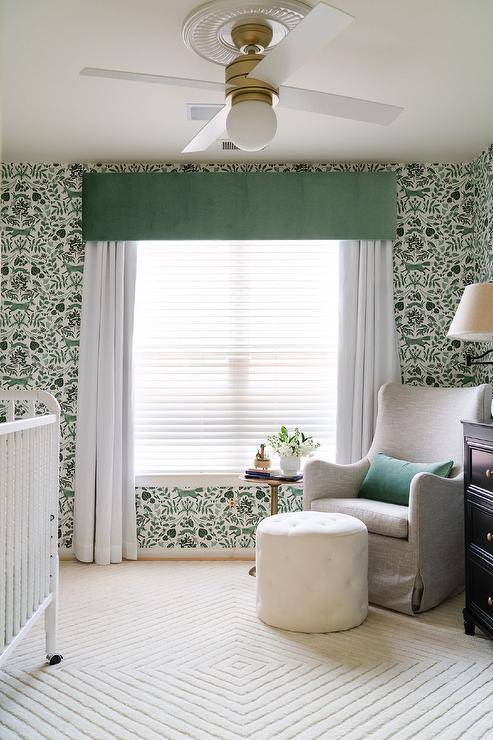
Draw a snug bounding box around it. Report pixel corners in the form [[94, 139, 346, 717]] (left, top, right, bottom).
[[267, 426, 320, 458]]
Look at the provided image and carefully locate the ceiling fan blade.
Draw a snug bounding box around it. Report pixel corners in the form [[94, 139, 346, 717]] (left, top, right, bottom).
[[279, 85, 403, 125], [80, 67, 225, 93], [248, 3, 353, 88], [182, 104, 230, 153]]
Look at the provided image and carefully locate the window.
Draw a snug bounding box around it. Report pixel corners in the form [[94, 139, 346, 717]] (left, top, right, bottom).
[[134, 240, 339, 475]]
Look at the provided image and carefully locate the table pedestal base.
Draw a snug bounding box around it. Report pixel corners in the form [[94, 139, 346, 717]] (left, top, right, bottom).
[[248, 480, 281, 578]]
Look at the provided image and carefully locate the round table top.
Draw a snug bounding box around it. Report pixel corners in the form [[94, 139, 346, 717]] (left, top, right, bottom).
[[239, 474, 303, 486]]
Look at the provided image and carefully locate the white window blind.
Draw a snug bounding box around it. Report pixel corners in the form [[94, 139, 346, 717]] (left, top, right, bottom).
[[134, 240, 339, 474]]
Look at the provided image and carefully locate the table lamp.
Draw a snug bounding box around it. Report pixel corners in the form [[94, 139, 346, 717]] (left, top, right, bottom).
[[447, 283, 493, 366]]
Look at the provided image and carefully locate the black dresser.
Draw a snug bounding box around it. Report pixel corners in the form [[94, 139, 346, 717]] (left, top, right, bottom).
[[462, 420, 493, 639]]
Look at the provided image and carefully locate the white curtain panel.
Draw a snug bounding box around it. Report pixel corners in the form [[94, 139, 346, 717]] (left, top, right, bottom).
[[336, 240, 401, 464], [74, 241, 138, 564]]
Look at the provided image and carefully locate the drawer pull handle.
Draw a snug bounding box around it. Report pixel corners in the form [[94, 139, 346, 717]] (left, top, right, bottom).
[[486, 470, 493, 479], [488, 533, 493, 542], [488, 597, 493, 608]]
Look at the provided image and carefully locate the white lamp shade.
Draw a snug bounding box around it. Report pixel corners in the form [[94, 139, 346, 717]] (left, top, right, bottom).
[[447, 283, 493, 341], [226, 100, 277, 152]]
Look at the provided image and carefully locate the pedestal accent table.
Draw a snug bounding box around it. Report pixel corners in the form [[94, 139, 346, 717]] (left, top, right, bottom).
[[238, 475, 303, 576]]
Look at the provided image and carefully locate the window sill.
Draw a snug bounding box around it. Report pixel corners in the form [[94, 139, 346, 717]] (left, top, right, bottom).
[[135, 473, 304, 488], [135, 473, 246, 488]]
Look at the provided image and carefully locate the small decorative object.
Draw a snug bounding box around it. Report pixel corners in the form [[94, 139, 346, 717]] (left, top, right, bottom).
[[254, 443, 271, 470], [267, 426, 320, 477]]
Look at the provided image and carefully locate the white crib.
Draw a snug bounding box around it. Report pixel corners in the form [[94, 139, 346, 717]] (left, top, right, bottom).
[[0, 390, 63, 668]]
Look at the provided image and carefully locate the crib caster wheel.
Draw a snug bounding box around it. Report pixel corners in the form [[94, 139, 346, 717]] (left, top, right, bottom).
[[47, 654, 63, 665]]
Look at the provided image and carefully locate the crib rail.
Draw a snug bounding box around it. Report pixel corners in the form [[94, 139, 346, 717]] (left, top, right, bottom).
[[0, 390, 62, 668]]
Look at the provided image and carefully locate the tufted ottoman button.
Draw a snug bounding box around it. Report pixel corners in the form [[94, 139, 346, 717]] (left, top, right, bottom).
[[255, 511, 368, 633]]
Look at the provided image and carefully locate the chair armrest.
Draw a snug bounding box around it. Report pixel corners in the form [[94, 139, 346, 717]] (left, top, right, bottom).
[[408, 472, 464, 546], [303, 457, 370, 511]]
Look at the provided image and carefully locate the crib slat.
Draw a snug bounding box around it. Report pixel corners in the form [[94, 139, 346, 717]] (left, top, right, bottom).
[[0, 437, 7, 649], [43, 425, 50, 597], [28, 426, 35, 615], [20, 428, 28, 626], [37, 427, 44, 605], [12, 432, 22, 636], [39, 427, 46, 601], [5, 435, 15, 643], [33, 427, 40, 611]]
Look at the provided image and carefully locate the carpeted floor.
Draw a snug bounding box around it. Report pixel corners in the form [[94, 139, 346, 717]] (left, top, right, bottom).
[[1, 561, 493, 739]]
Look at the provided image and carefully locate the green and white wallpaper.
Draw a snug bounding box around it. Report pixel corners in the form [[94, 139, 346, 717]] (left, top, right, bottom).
[[473, 144, 493, 281], [136, 484, 303, 550], [1, 154, 491, 550], [469, 144, 493, 387]]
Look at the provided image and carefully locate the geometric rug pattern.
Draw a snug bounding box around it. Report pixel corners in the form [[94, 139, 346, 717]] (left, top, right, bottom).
[[1, 561, 493, 739]]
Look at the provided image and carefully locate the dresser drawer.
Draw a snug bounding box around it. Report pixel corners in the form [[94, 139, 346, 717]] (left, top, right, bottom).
[[470, 447, 493, 493], [469, 559, 493, 622], [469, 502, 493, 559]]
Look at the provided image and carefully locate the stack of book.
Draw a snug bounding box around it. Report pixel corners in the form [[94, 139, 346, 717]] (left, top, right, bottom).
[[244, 468, 303, 482]]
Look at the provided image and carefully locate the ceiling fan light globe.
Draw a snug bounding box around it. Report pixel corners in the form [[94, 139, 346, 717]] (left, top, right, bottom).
[[226, 100, 277, 152]]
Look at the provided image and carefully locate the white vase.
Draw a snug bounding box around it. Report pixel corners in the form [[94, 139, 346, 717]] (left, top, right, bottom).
[[279, 455, 301, 477]]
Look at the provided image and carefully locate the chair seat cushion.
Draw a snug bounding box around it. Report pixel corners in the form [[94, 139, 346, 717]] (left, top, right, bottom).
[[310, 497, 408, 539]]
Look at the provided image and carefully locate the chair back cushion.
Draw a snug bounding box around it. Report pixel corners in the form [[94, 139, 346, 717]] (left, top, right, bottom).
[[358, 453, 453, 506], [367, 383, 492, 472]]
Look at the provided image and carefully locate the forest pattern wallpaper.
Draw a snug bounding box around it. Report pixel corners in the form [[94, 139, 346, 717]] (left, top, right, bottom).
[[0, 153, 490, 550], [470, 144, 493, 387], [473, 144, 493, 281], [136, 484, 302, 550]]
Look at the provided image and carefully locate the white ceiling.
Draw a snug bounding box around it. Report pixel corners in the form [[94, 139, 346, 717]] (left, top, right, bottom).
[[3, 0, 493, 163]]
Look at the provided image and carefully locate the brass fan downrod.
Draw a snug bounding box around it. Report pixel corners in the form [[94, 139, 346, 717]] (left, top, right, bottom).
[[231, 23, 273, 54], [225, 23, 279, 108]]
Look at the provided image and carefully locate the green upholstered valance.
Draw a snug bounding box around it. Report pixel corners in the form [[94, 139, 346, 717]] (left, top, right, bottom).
[[82, 171, 397, 241]]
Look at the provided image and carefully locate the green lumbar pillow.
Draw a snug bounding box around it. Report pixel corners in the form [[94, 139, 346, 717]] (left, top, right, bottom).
[[358, 453, 454, 506]]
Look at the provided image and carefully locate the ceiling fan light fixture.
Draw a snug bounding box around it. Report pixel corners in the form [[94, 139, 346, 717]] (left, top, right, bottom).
[[84, 2, 404, 155], [226, 99, 277, 152]]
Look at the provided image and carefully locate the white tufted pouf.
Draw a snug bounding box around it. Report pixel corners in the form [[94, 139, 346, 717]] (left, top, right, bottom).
[[256, 511, 368, 633]]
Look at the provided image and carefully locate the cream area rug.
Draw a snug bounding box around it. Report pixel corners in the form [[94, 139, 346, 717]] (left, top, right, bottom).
[[1, 561, 492, 739]]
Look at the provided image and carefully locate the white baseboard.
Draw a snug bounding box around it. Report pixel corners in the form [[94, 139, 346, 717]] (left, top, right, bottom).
[[138, 546, 255, 560], [58, 546, 254, 561], [59, 547, 75, 560]]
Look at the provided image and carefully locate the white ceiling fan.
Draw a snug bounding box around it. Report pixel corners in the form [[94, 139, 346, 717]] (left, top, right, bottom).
[[80, 0, 403, 153]]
